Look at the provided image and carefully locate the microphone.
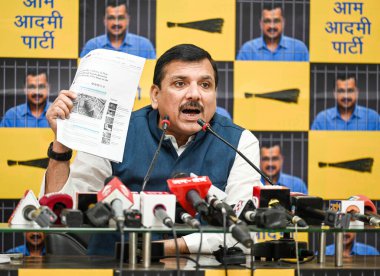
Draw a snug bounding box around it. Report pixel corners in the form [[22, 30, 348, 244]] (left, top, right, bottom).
[[8, 190, 56, 227], [348, 195, 379, 217], [39, 193, 73, 225], [85, 202, 113, 227], [197, 119, 273, 185], [350, 212, 380, 226], [97, 176, 134, 231], [154, 205, 174, 228], [253, 185, 291, 209], [206, 193, 253, 248], [167, 175, 211, 216], [141, 115, 170, 191], [292, 195, 350, 228], [140, 192, 176, 228], [60, 209, 83, 227], [269, 198, 307, 227], [175, 204, 200, 229], [23, 205, 57, 227], [233, 199, 288, 229]]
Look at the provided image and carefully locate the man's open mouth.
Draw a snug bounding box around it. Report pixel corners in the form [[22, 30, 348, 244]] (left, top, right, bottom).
[[182, 108, 201, 115], [180, 102, 203, 116]]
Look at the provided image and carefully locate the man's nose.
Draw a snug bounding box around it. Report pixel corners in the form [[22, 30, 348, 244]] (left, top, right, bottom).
[[186, 82, 201, 100]]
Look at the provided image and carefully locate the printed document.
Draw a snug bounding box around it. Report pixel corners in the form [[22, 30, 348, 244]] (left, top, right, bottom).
[[57, 49, 145, 162]]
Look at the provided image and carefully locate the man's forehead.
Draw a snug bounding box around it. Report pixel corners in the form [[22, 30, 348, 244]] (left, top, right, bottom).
[[261, 145, 281, 155], [262, 8, 282, 18], [106, 5, 127, 14], [336, 78, 356, 87], [27, 73, 47, 81], [163, 60, 215, 79]]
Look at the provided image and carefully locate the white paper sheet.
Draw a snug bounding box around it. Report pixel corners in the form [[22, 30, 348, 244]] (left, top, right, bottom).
[[57, 49, 145, 162]]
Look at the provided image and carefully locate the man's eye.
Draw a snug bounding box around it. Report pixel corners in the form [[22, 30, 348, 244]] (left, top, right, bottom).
[[201, 82, 210, 89], [174, 81, 185, 87]]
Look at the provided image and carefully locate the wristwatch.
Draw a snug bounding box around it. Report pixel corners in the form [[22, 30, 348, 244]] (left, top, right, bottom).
[[47, 142, 72, 161]]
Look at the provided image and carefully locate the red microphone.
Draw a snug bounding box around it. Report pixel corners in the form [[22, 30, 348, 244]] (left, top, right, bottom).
[[167, 175, 211, 216], [348, 195, 377, 214], [98, 176, 134, 231], [39, 193, 73, 225]]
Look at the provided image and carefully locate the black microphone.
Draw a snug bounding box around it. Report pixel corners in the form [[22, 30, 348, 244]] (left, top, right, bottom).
[[206, 195, 253, 248], [154, 205, 174, 228], [60, 209, 83, 227], [175, 204, 201, 229], [350, 212, 380, 226], [292, 196, 351, 228], [269, 199, 307, 227], [85, 202, 113, 227], [197, 119, 273, 185], [141, 115, 170, 191], [233, 199, 288, 229]]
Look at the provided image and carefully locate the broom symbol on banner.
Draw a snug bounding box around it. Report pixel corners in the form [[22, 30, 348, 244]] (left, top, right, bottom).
[[167, 18, 224, 33], [318, 158, 374, 173], [244, 88, 300, 104], [7, 158, 50, 169]]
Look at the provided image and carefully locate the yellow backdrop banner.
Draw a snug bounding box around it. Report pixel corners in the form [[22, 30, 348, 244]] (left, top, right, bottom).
[[0, 0, 79, 58], [234, 61, 309, 131], [133, 60, 155, 111], [309, 131, 380, 199], [0, 129, 53, 198], [310, 0, 380, 63], [156, 0, 235, 60]]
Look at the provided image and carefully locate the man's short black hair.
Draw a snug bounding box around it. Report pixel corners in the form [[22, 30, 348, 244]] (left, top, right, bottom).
[[106, 0, 128, 11], [26, 69, 48, 82], [262, 3, 283, 14], [153, 44, 218, 88], [260, 142, 282, 153], [336, 73, 357, 84]]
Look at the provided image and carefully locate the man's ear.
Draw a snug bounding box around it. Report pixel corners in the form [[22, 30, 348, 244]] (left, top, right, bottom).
[[150, 84, 159, 109]]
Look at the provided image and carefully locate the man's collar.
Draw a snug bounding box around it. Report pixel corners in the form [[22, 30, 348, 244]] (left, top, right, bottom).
[[260, 35, 286, 49], [332, 105, 360, 119], [104, 32, 130, 47], [260, 172, 282, 185], [19, 103, 29, 116], [24, 101, 50, 116]]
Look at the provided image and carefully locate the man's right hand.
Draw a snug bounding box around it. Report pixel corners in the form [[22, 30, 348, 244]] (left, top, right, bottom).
[[46, 90, 77, 136]]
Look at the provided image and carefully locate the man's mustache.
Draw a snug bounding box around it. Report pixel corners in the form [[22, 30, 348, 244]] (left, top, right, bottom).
[[265, 165, 277, 171], [341, 98, 353, 103], [267, 28, 278, 33], [179, 101, 204, 112], [31, 93, 44, 99], [111, 25, 123, 30]]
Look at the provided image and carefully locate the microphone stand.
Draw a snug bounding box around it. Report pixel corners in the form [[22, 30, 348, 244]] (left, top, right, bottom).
[[141, 115, 170, 268], [141, 115, 170, 191], [197, 119, 274, 185]]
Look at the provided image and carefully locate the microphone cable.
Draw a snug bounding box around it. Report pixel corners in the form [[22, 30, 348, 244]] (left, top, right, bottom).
[[171, 226, 181, 276], [141, 115, 170, 191], [250, 241, 254, 276], [294, 224, 300, 276], [222, 207, 228, 276], [195, 225, 203, 274], [197, 119, 273, 185], [118, 231, 125, 276]]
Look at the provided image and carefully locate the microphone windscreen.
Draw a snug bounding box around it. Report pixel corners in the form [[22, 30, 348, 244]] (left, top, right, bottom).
[[171, 172, 190, 179], [348, 195, 377, 214]]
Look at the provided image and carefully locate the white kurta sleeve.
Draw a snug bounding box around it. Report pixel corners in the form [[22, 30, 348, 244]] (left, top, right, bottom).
[[183, 130, 262, 254]]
